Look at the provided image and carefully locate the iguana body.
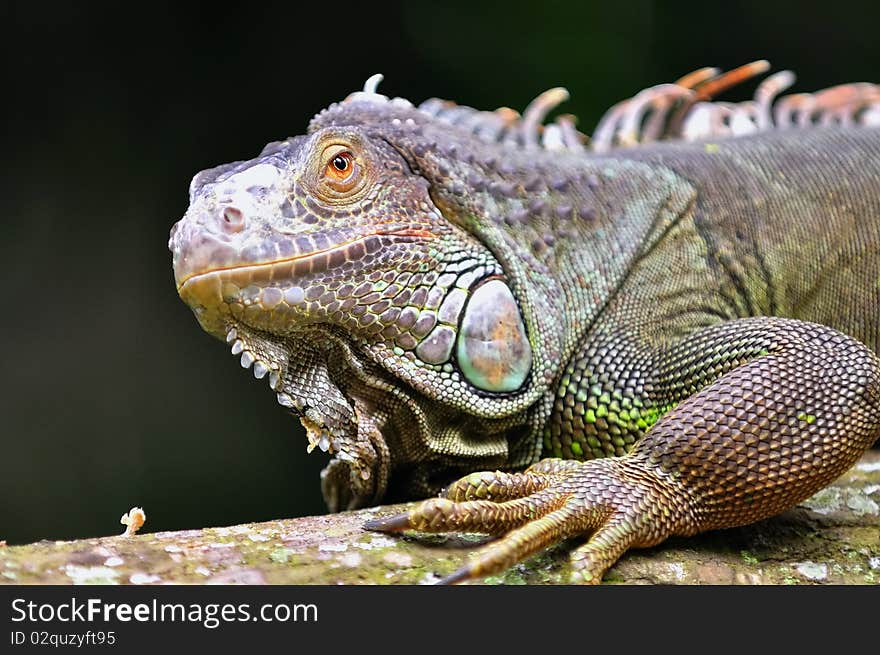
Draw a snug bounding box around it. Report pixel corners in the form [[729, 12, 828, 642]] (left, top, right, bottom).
[[169, 65, 880, 583]]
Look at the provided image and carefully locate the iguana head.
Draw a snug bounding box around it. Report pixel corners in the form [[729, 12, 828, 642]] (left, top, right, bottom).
[[169, 76, 570, 509]]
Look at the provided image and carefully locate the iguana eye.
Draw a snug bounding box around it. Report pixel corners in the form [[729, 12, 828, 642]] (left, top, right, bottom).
[[312, 139, 372, 202], [322, 149, 361, 193]]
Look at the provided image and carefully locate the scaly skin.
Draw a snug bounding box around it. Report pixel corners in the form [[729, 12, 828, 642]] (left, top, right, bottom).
[[170, 66, 880, 583]]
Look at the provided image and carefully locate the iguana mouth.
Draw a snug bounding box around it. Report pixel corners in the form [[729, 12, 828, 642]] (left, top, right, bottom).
[[176, 227, 434, 292], [175, 228, 434, 339]]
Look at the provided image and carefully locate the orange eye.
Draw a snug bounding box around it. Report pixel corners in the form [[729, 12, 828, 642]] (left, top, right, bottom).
[[326, 151, 354, 181], [316, 144, 367, 200]]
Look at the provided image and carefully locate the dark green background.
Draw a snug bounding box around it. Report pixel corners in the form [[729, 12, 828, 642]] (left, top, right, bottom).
[[3, 0, 878, 544]]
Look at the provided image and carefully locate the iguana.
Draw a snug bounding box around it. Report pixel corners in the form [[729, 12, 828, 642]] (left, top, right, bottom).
[[169, 62, 880, 584]]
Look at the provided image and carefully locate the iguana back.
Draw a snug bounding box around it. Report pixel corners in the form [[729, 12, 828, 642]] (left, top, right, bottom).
[[606, 127, 880, 354]]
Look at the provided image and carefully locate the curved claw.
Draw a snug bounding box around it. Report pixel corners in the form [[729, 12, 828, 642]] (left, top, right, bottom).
[[369, 457, 689, 584], [369, 495, 568, 535], [437, 567, 472, 585], [436, 509, 586, 585], [445, 505, 590, 583], [363, 512, 412, 532]]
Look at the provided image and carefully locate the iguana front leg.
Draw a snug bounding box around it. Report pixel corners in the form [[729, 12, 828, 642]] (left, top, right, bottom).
[[367, 317, 880, 583]]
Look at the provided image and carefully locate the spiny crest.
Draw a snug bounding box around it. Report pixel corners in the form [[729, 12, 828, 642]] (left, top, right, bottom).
[[591, 61, 880, 151], [319, 62, 880, 153]]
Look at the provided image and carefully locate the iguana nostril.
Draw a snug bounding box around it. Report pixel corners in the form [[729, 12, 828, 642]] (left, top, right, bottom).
[[221, 206, 245, 233]]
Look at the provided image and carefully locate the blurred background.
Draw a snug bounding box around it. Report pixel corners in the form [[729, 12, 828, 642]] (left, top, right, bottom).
[[3, 0, 878, 544]]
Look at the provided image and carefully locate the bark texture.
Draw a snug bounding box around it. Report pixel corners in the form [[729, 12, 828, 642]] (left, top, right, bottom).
[[2, 452, 878, 585]]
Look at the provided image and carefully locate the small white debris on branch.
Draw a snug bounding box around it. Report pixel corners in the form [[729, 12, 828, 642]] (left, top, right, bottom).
[[120, 507, 146, 537]]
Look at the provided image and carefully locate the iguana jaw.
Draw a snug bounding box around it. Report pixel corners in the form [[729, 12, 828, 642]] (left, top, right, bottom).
[[174, 228, 434, 340]]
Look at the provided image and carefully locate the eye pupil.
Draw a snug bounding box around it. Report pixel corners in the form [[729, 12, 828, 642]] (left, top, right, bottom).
[[332, 154, 349, 172]]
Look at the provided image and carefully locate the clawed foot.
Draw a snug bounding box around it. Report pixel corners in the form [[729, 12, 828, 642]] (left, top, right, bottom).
[[365, 457, 687, 584]]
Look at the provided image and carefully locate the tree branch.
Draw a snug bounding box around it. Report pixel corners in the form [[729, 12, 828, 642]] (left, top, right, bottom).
[[2, 452, 878, 585]]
